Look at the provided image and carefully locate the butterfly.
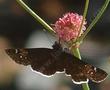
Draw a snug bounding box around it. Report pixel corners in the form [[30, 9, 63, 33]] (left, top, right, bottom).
[[5, 42, 107, 84]]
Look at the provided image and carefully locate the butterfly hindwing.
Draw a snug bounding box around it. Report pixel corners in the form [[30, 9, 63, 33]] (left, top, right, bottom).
[[61, 52, 88, 83]]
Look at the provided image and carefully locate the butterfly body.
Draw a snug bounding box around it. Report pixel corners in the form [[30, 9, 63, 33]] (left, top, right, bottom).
[[5, 42, 108, 84]]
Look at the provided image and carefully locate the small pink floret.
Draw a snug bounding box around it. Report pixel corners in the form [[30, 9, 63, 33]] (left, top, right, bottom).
[[54, 12, 86, 42]]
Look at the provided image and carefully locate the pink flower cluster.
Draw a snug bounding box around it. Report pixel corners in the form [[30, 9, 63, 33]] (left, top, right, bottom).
[[53, 12, 86, 42]]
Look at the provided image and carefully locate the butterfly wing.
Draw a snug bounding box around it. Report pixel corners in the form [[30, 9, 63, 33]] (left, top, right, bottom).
[[5, 48, 64, 76], [60, 52, 88, 84], [5, 47, 108, 84], [61, 52, 108, 83], [81, 64, 108, 83]]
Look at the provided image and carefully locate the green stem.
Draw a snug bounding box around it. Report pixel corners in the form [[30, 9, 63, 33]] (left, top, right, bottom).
[[72, 48, 81, 59], [72, 48, 90, 90], [16, 0, 55, 33], [79, 0, 110, 42], [77, 0, 89, 42], [82, 83, 90, 90], [74, 0, 90, 90]]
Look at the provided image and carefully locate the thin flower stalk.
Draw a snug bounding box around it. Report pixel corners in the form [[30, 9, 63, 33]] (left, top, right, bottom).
[[79, 0, 110, 42], [16, 0, 55, 33]]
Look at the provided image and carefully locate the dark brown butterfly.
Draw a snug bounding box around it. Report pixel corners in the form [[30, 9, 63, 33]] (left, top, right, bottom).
[[5, 42, 107, 84]]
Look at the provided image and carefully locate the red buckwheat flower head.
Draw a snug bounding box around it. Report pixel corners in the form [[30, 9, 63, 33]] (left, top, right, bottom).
[[53, 12, 86, 42]]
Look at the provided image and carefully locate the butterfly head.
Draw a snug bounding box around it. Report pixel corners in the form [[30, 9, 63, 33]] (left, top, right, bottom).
[[52, 42, 62, 51]]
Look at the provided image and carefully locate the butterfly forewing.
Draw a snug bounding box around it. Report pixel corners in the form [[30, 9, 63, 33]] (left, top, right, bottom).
[[61, 52, 107, 83], [83, 64, 108, 83], [5, 49, 31, 65], [5, 48, 64, 76]]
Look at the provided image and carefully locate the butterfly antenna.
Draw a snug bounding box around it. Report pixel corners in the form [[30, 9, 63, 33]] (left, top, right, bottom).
[[58, 38, 62, 44]]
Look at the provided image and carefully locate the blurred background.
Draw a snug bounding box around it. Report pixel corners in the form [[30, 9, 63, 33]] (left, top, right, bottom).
[[0, 0, 110, 90]]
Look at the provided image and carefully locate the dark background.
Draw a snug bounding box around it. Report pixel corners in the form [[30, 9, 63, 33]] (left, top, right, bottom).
[[0, 0, 110, 90]]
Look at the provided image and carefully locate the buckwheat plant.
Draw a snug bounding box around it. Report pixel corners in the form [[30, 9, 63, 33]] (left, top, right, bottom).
[[16, 0, 110, 90]]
